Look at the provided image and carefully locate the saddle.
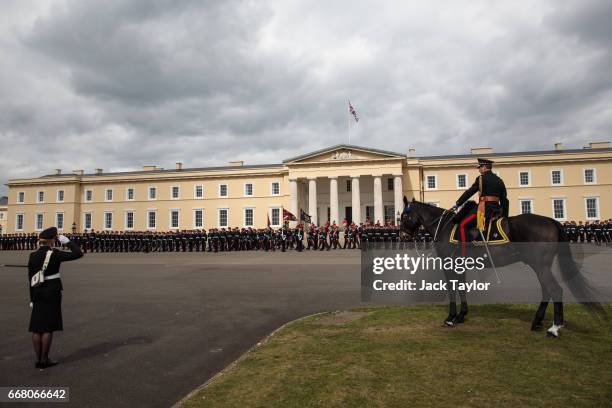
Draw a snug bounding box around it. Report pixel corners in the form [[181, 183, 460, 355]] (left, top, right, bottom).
[[450, 212, 510, 245]]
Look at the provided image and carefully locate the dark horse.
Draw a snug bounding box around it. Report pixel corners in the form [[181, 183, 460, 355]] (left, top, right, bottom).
[[399, 197, 605, 337]]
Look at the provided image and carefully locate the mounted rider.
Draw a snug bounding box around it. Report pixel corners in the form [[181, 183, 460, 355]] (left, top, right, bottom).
[[451, 158, 509, 240]]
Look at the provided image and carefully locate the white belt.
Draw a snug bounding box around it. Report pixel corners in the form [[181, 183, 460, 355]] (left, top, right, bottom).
[[45, 273, 61, 280]]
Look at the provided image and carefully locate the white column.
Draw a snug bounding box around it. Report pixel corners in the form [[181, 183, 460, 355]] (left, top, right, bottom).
[[394, 175, 403, 225], [351, 176, 361, 225], [289, 178, 298, 227], [329, 177, 338, 225], [308, 178, 318, 226], [373, 176, 383, 225]]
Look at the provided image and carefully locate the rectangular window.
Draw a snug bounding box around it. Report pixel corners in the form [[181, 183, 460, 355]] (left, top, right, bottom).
[[271, 208, 280, 226], [384, 205, 394, 223], [56, 213, 64, 230], [84, 213, 92, 230], [16, 213, 24, 231], [426, 175, 437, 189], [387, 178, 394, 191], [85, 189, 93, 202], [18, 192, 25, 203], [149, 187, 157, 200], [148, 211, 156, 229], [195, 185, 203, 198], [37, 191, 45, 203], [245, 183, 253, 197], [126, 212, 134, 229], [171, 186, 180, 199], [170, 210, 179, 229], [57, 190, 65, 202], [126, 188, 135, 200], [584, 168, 596, 184], [244, 208, 254, 227], [219, 184, 228, 197], [520, 200, 532, 214], [194, 210, 203, 228], [551, 170, 562, 185], [104, 212, 113, 229], [457, 174, 467, 189], [271, 182, 280, 196], [552, 199, 565, 220], [105, 189, 113, 201], [366, 206, 374, 222], [36, 213, 44, 230], [346, 179, 351, 192], [585, 197, 599, 220], [519, 171, 530, 186], [219, 209, 228, 228]]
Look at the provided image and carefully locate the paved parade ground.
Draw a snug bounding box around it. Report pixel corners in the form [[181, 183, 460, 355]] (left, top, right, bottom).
[[0, 251, 364, 407]]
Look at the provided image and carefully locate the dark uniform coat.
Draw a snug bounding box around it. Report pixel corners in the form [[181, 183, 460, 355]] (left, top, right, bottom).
[[28, 241, 83, 332], [456, 171, 509, 218]]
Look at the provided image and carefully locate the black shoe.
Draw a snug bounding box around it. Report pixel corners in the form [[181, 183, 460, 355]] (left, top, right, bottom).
[[40, 359, 59, 369], [35, 361, 43, 369]]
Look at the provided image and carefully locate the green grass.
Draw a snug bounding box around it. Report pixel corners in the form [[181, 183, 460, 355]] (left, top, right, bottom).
[[181, 304, 612, 408]]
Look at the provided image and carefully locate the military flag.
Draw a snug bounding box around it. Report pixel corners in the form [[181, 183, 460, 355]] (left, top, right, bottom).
[[283, 209, 297, 221], [349, 101, 359, 122], [300, 209, 311, 224]]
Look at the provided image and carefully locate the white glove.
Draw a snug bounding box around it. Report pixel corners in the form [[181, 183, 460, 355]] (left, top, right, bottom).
[[29, 302, 33, 308], [58, 235, 70, 245], [450, 205, 458, 212]]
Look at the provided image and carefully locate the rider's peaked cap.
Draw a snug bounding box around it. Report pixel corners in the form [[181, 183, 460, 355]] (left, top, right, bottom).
[[476, 158, 494, 168], [39, 226, 58, 239]]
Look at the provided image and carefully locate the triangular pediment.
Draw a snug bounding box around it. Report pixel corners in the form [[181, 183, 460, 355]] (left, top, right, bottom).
[[283, 144, 405, 164]]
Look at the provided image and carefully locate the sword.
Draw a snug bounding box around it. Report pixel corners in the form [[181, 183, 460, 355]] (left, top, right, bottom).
[[478, 228, 502, 284]]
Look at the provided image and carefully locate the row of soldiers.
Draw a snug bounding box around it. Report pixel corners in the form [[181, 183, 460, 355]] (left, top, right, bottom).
[[0, 224, 431, 252], [562, 220, 612, 244]]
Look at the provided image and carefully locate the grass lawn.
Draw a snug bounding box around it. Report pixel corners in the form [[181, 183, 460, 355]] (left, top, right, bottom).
[[181, 304, 612, 408]]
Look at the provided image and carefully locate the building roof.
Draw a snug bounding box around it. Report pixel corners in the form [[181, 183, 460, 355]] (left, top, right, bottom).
[[283, 144, 406, 163], [0, 196, 7, 206], [417, 147, 612, 160]]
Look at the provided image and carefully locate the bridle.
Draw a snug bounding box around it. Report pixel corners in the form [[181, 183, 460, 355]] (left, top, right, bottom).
[[403, 203, 455, 244]]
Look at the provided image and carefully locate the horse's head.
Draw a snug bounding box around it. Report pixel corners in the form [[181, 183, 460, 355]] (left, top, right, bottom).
[[400, 196, 421, 240]]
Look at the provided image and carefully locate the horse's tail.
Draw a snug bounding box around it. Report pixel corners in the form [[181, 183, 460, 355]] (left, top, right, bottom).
[[554, 221, 606, 319]]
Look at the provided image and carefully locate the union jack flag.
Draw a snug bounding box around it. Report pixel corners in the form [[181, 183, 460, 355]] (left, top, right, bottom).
[[349, 101, 359, 122]]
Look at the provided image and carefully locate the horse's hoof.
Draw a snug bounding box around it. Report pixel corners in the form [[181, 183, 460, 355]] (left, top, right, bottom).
[[546, 324, 563, 338], [453, 316, 465, 324], [442, 320, 455, 327]]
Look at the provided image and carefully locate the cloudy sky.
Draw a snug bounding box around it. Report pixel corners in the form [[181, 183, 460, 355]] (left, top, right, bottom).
[[1, 0, 611, 195]]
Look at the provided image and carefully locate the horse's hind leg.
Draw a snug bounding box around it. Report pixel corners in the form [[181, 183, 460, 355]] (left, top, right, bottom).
[[532, 278, 550, 331], [443, 270, 457, 327], [537, 268, 564, 337], [454, 274, 468, 324]]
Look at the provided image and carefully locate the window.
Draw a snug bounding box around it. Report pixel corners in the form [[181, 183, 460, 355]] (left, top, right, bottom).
[[584, 168, 596, 184], [37, 191, 45, 203], [244, 208, 254, 227], [551, 170, 563, 185], [520, 200, 533, 214], [35, 213, 44, 230], [585, 197, 599, 220], [0, 213, 3, 220], [85, 189, 93, 202], [125, 212, 134, 229], [104, 212, 113, 230], [552, 199, 565, 220], [519, 171, 530, 186], [84, 213, 92, 230], [171, 186, 180, 199], [16, 213, 24, 231], [384, 205, 395, 223], [194, 185, 204, 198], [426, 175, 437, 190], [387, 178, 394, 191], [244, 183, 253, 197], [149, 187, 157, 200], [219, 209, 228, 228], [456, 174, 467, 189], [346, 179, 351, 192], [194, 209, 203, 228], [105, 189, 113, 201], [148, 211, 156, 229], [366, 206, 374, 221], [126, 188, 135, 200], [18, 192, 25, 203], [56, 213, 64, 230], [57, 190, 65, 202], [271, 182, 280, 196], [270, 208, 280, 226], [219, 184, 228, 197], [170, 210, 179, 229]]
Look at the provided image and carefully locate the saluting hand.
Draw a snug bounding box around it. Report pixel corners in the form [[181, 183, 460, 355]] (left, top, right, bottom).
[[58, 235, 70, 245]]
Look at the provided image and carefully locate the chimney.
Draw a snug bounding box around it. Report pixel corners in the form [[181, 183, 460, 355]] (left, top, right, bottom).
[[585, 141, 610, 149], [95, 168, 103, 175], [408, 148, 416, 157], [175, 162, 183, 170], [554, 142, 563, 151], [471, 147, 493, 155], [55, 169, 62, 175], [73, 169, 84, 176], [143, 165, 157, 171], [228, 160, 244, 167]]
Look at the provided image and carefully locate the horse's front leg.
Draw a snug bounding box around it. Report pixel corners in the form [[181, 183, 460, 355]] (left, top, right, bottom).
[[454, 273, 468, 324], [443, 269, 457, 327]]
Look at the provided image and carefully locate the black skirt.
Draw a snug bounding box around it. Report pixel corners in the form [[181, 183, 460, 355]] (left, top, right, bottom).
[[29, 286, 63, 332]]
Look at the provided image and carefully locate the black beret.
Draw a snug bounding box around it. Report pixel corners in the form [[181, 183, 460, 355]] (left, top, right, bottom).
[[39, 227, 58, 240]]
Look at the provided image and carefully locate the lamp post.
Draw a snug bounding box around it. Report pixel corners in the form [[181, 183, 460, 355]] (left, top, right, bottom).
[[72, 222, 77, 234], [396, 211, 401, 226]]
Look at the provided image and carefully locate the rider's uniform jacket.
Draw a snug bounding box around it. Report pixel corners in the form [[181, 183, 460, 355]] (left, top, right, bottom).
[[456, 171, 509, 218]]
